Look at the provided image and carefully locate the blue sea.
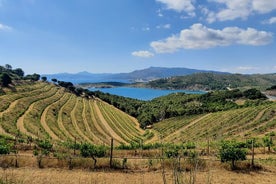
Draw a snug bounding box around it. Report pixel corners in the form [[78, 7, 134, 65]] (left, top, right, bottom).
[[89, 87, 205, 101]]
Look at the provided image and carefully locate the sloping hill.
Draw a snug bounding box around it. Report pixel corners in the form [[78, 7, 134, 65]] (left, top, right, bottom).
[[1, 74, 276, 147], [0, 81, 148, 146], [146, 72, 276, 90], [153, 103, 276, 143]]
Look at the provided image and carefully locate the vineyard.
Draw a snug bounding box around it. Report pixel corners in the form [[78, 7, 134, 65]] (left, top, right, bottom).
[[154, 103, 276, 143], [0, 82, 148, 146], [1, 81, 276, 147]]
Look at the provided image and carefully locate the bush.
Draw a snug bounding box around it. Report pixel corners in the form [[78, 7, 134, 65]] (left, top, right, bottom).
[[80, 143, 107, 168], [165, 146, 179, 158], [219, 140, 247, 169], [0, 138, 12, 155]]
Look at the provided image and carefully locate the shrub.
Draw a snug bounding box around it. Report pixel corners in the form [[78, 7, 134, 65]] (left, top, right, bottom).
[[219, 140, 247, 169], [0, 138, 12, 155], [80, 143, 107, 168]]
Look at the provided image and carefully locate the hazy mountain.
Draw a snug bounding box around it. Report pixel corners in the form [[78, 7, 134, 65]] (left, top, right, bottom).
[[43, 67, 227, 84], [111, 67, 226, 82]]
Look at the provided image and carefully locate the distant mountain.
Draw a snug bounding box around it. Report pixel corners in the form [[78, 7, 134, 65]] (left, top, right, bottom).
[[43, 67, 226, 84], [111, 67, 227, 82]]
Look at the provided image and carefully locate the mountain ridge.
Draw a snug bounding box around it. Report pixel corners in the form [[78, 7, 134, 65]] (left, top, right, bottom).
[[43, 66, 227, 84]]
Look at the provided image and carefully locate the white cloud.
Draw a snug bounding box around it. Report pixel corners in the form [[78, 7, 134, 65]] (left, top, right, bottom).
[[0, 23, 12, 31], [156, 0, 195, 16], [263, 17, 276, 24], [206, 0, 276, 22], [252, 0, 276, 13], [156, 24, 171, 29], [132, 51, 154, 58], [150, 23, 273, 53]]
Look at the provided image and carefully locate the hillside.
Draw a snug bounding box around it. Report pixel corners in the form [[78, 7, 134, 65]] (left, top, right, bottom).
[[1, 64, 276, 147], [1, 80, 275, 146], [0, 81, 148, 146], [153, 103, 276, 143], [146, 72, 276, 90], [94, 88, 268, 128]]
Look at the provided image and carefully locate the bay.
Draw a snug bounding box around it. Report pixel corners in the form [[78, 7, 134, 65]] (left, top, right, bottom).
[[89, 87, 205, 101]]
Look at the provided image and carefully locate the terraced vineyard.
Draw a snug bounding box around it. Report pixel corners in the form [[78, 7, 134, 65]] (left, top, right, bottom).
[[154, 103, 276, 143], [0, 82, 147, 146], [1, 81, 276, 147]]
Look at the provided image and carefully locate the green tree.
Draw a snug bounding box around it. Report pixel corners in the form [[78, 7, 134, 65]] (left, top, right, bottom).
[[13, 68, 24, 77], [80, 143, 106, 168], [25, 73, 40, 81], [219, 140, 247, 169], [0, 73, 12, 87], [41, 76, 47, 82], [51, 78, 57, 83], [243, 88, 267, 100], [5, 64, 12, 70]]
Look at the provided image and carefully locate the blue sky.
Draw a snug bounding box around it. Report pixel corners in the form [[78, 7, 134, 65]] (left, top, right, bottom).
[[0, 0, 276, 74]]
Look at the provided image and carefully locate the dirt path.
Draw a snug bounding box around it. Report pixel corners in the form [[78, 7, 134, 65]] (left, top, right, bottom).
[[82, 99, 102, 144], [88, 100, 111, 145], [92, 99, 126, 144], [58, 95, 75, 141], [16, 103, 37, 139], [70, 98, 93, 143], [0, 85, 52, 138], [0, 99, 20, 137], [40, 104, 60, 141], [164, 113, 211, 141]]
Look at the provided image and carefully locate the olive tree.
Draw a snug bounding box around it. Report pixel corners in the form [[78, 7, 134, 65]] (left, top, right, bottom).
[[80, 143, 106, 168], [219, 140, 247, 169]]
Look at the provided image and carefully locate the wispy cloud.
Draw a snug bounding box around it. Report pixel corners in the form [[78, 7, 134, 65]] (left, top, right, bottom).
[[132, 50, 154, 58], [263, 17, 276, 24], [204, 0, 276, 23], [150, 23, 273, 53], [156, 24, 171, 29], [0, 23, 12, 31], [156, 0, 195, 16]]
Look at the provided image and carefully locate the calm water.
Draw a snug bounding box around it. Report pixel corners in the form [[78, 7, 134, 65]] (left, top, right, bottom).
[[89, 87, 205, 101]]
